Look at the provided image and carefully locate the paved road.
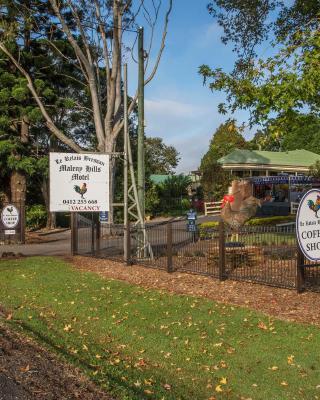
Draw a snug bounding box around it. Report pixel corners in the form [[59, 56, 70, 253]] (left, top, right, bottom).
[[0, 230, 71, 257]]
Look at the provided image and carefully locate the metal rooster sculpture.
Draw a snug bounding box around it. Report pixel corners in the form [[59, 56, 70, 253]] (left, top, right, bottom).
[[221, 180, 261, 230]]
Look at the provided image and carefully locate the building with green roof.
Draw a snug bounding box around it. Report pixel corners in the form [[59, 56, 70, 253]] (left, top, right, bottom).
[[218, 149, 320, 177]]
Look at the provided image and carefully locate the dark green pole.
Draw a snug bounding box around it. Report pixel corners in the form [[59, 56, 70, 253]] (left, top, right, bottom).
[[137, 27, 145, 226]]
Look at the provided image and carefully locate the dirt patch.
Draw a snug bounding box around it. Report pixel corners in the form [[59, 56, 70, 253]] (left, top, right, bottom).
[[0, 322, 113, 400], [72, 256, 320, 326]]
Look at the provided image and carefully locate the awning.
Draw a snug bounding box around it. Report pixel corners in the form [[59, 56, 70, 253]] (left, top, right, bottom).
[[249, 175, 317, 185]]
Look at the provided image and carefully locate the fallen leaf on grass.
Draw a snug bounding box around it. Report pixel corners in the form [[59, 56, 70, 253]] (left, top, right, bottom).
[[287, 355, 295, 365], [163, 383, 172, 390], [220, 377, 227, 385], [215, 385, 223, 393], [280, 381, 288, 386], [258, 321, 268, 330], [268, 366, 279, 371], [63, 324, 72, 332]]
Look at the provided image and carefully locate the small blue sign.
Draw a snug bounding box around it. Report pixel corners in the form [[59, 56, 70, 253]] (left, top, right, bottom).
[[187, 224, 197, 232], [187, 210, 197, 220], [99, 211, 109, 223]]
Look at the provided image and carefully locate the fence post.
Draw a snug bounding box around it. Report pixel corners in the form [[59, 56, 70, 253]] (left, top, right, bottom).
[[219, 220, 226, 280], [20, 202, 25, 244], [296, 245, 305, 293], [167, 222, 173, 273], [91, 215, 95, 255], [124, 222, 131, 265], [71, 213, 78, 256], [96, 220, 101, 255]]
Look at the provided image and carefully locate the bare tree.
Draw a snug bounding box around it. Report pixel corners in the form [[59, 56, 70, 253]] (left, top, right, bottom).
[[0, 0, 173, 218]]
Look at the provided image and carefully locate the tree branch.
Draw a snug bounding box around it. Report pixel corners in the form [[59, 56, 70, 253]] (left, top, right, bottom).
[[0, 42, 83, 153]]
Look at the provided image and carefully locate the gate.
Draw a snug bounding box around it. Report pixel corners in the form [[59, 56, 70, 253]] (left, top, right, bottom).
[[0, 202, 25, 244]]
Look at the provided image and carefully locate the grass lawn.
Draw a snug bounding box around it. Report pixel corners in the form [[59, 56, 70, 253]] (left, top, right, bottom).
[[0, 257, 319, 400]]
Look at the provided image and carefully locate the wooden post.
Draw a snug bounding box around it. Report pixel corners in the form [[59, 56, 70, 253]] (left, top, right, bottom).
[[296, 244, 305, 293], [20, 202, 25, 244], [71, 213, 78, 256], [167, 222, 173, 273], [219, 220, 226, 280], [91, 214, 95, 255], [96, 220, 101, 256]]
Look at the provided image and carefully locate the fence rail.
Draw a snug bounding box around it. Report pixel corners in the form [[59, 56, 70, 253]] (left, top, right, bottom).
[[204, 201, 222, 216], [291, 201, 299, 214], [72, 214, 320, 293]]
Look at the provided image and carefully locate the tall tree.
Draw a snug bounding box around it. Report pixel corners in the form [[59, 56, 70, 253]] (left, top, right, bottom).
[[0, 0, 173, 221], [0, 0, 97, 227], [200, 1, 320, 138], [145, 137, 180, 175], [200, 119, 248, 200]]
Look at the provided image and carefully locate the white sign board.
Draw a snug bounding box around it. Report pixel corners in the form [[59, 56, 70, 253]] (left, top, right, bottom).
[[49, 153, 109, 212], [296, 189, 320, 261], [1, 205, 19, 228], [5, 230, 16, 235]]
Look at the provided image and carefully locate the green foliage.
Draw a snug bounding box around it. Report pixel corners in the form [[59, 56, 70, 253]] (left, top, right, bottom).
[[202, 2, 320, 143], [145, 137, 180, 175], [26, 204, 47, 230], [145, 184, 161, 215], [199, 215, 295, 234], [145, 175, 191, 217], [309, 160, 320, 179], [245, 215, 295, 226], [200, 120, 246, 200], [159, 175, 191, 199]]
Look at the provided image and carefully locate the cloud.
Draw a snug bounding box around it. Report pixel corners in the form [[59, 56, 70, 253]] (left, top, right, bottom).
[[145, 97, 223, 173]]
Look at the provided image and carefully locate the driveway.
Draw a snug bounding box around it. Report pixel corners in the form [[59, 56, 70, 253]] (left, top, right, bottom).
[[0, 230, 71, 257]]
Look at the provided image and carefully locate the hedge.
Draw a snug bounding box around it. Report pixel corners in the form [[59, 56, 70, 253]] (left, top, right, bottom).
[[199, 215, 296, 232]]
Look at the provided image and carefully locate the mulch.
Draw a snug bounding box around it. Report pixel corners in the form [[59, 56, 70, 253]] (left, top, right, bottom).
[[0, 320, 113, 400], [72, 256, 320, 326]]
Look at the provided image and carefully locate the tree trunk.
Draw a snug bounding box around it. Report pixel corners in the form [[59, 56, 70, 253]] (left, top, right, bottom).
[[10, 171, 27, 205], [10, 117, 29, 205]]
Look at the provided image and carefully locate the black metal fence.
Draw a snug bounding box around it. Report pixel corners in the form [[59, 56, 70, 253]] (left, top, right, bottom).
[[72, 214, 320, 292]]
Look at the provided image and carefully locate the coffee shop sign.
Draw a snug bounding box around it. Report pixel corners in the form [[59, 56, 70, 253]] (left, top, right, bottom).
[[297, 189, 320, 261]]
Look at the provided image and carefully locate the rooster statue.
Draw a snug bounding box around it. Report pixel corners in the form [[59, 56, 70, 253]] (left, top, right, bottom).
[[307, 196, 320, 218], [221, 180, 261, 230], [74, 183, 87, 198]]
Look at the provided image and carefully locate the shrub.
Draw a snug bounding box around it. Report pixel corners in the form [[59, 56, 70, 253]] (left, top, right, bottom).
[[26, 204, 47, 230]]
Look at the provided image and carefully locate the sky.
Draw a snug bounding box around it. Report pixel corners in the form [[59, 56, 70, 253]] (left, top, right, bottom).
[[126, 0, 254, 174]]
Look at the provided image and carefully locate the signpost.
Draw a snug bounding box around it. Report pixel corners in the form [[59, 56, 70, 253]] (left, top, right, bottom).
[[49, 153, 110, 213], [1, 205, 19, 229], [99, 211, 109, 223], [296, 189, 320, 261], [187, 209, 197, 241], [296, 188, 320, 292]]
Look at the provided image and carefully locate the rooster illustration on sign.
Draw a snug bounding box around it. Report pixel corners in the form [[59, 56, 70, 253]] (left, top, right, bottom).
[[74, 183, 87, 198], [307, 196, 320, 218], [7, 206, 14, 214]]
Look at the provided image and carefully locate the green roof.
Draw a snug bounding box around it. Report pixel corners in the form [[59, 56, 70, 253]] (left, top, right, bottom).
[[150, 174, 170, 185], [218, 149, 320, 167]]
